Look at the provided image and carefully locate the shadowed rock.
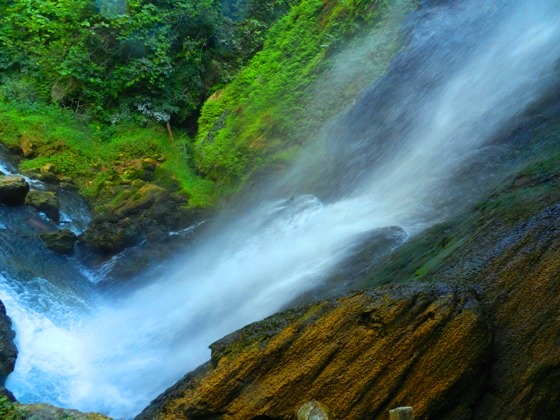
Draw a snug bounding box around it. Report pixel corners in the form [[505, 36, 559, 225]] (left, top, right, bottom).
[[0, 176, 29, 206], [0, 301, 17, 400], [26, 190, 60, 222], [40, 229, 78, 255]]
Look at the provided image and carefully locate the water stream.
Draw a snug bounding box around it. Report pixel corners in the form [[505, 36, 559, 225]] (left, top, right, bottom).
[[1, 0, 560, 418]]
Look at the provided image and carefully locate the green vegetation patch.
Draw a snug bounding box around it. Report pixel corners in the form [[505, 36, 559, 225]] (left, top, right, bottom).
[[0, 101, 218, 212], [195, 0, 414, 190]]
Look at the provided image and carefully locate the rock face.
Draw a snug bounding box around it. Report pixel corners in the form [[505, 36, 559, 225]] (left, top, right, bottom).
[[430, 202, 560, 419], [40, 229, 78, 255], [25, 190, 60, 222], [0, 301, 17, 399], [0, 176, 29, 205], [80, 183, 196, 254], [138, 285, 491, 419]]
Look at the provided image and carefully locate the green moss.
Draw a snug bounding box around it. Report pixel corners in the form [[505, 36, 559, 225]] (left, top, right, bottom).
[[0, 101, 217, 212], [195, 0, 414, 190], [0, 395, 22, 420]]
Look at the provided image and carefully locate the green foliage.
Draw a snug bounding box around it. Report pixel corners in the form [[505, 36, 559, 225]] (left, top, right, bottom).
[[0, 0, 298, 124], [194, 0, 413, 188], [0, 100, 218, 208], [0, 395, 22, 420]]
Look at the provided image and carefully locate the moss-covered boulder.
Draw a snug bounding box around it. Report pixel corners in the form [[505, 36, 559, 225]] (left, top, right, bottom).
[[80, 183, 205, 255], [138, 285, 491, 419], [39, 229, 77, 255], [25, 190, 60, 222], [0, 176, 29, 206]]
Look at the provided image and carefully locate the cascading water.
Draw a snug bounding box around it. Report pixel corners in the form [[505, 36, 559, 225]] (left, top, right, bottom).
[[1, 0, 560, 418]]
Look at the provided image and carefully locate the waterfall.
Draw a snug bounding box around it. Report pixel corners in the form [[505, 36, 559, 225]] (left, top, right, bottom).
[[1, 0, 560, 418]]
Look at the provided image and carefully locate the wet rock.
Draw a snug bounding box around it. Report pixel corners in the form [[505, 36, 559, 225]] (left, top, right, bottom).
[[327, 226, 408, 283], [25, 190, 60, 222], [40, 229, 78, 255], [0, 176, 29, 205], [138, 285, 491, 419], [0, 300, 17, 400], [428, 202, 560, 419], [17, 404, 110, 419], [80, 183, 205, 255]]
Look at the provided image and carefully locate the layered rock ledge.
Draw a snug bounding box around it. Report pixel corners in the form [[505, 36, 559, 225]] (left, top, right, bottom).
[[138, 284, 491, 419]]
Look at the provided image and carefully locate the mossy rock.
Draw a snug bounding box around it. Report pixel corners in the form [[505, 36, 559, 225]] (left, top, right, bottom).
[[25, 190, 60, 222], [39, 229, 77, 255], [0, 176, 29, 206], [80, 183, 205, 255]]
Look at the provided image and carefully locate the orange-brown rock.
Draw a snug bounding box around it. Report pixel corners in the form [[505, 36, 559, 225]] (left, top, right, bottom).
[[138, 285, 491, 419], [431, 202, 560, 418]]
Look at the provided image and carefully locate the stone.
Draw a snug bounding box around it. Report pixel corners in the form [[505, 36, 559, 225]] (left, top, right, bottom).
[[80, 183, 205, 255], [296, 401, 331, 420], [0, 176, 29, 205], [137, 285, 491, 419], [0, 300, 17, 400], [25, 190, 60, 222], [428, 202, 560, 419], [40, 230, 77, 255]]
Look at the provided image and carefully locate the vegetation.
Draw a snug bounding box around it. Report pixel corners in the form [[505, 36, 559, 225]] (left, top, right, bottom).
[[0, 0, 298, 125], [0, 101, 218, 209], [195, 0, 413, 189], [0, 0, 410, 214], [0, 395, 21, 420]]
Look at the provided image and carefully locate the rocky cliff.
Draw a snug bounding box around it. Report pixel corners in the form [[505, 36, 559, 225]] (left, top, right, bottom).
[[138, 130, 560, 418]]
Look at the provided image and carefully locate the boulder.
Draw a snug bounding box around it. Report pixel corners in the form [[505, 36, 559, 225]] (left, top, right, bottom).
[[80, 183, 205, 255], [25, 190, 60, 222], [0, 176, 29, 205], [138, 285, 491, 419], [296, 400, 331, 419], [40, 230, 77, 255], [0, 300, 17, 400]]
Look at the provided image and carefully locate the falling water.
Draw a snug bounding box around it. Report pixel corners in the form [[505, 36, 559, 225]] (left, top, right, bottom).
[[1, 0, 560, 418]]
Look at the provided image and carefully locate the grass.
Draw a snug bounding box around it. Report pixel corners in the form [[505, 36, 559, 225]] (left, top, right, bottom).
[[0, 101, 219, 212]]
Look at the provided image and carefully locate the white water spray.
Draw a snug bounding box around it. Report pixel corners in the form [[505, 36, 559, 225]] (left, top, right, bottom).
[[2, 0, 560, 418]]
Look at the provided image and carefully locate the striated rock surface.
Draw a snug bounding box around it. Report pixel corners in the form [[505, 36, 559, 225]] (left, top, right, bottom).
[[25, 190, 60, 222], [430, 202, 560, 419], [0, 176, 29, 206], [138, 285, 491, 419]]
